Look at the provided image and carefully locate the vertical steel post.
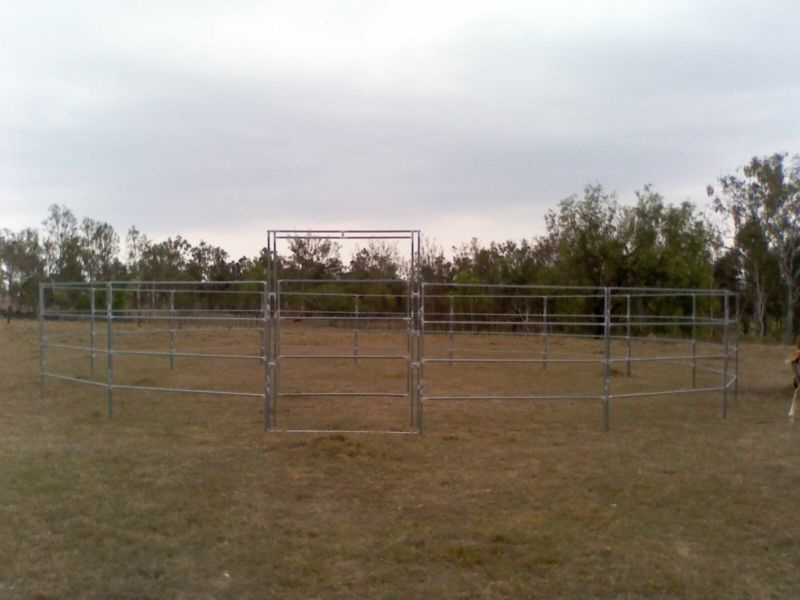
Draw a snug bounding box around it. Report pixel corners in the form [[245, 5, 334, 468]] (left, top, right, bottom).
[[353, 296, 359, 363], [274, 279, 282, 427], [448, 295, 454, 365], [407, 283, 414, 430], [734, 293, 740, 402], [691, 294, 697, 388], [542, 296, 548, 371], [90, 286, 96, 377], [169, 289, 175, 370], [411, 232, 418, 431], [269, 232, 278, 429], [603, 287, 611, 432], [417, 281, 425, 434], [722, 292, 730, 419], [106, 282, 114, 418], [268, 282, 270, 431], [625, 294, 632, 377], [39, 284, 45, 401]]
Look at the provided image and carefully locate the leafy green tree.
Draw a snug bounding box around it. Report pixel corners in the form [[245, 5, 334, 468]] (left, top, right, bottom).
[[284, 238, 343, 279], [42, 205, 83, 281], [543, 184, 626, 287], [620, 185, 717, 289], [710, 153, 798, 339], [747, 154, 800, 341], [80, 218, 121, 280], [0, 228, 44, 320], [186, 241, 232, 281], [137, 237, 191, 281], [348, 241, 400, 280], [125, 226, 150, 278], [418, 239, 453, 283]]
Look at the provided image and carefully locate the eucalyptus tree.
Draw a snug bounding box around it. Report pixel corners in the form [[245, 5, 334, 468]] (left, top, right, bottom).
[[137, 237, 191, 281], [710, 153, 799, 340], [186, 241, 232, 281], [125, 226, 150, 278], [80, 218, 120, 280], [42, 204, 82, 281]]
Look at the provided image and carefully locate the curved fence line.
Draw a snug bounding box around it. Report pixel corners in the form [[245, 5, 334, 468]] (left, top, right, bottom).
[[40, 263, 739, 433]]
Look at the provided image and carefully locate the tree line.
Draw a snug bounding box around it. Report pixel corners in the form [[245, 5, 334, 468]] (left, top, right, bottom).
[[2, 153, 798, 340]]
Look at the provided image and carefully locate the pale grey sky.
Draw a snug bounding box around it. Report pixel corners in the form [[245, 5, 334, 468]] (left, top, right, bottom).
[[2, 0, 799, 258]]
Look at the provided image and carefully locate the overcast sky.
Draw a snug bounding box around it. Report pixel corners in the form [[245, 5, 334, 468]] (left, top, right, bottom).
[[2, 0, 799, 259]]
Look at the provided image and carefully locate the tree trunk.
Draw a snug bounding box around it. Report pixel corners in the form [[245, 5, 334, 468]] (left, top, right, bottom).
[[753, 275, 766, 337]]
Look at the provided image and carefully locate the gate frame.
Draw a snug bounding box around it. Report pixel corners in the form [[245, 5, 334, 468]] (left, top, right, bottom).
[[264, 229, 422, 433]]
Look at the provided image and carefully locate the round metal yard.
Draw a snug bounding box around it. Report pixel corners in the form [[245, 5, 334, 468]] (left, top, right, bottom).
[[39, 230, 738, 434]]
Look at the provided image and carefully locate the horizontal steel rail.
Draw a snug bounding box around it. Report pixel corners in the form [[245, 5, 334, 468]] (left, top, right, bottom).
[[268, 428, 416, 435], [609, 386, 725, 399], [279, 353, 407, 360], [424, 292, 604, 299], [43, 354, 94, 365], [280, 291, 409, 298], [281, 310, 408, 317], [279, 325, 408, 335], [424, 357, 603, 364], [609, 286, 732, 294], [43, 342, 95, 353], [423, 282, 607, 291], [113, 326, 260, 336], [42, 312, 99, 321], [279, 278, 410, 284], [112, 289, 264, 296], [608, 353, 727, 363], [112, 314, 262, 323], [112, 383, 262, 398], [277, 392, 408, 397], [43, 372, 108, 387], [113, 349, 263, 361], [271, 229, 418, 234], [424, 319, 605, 327], [424, 393, 601, 401], [279, 315, 409, 322]]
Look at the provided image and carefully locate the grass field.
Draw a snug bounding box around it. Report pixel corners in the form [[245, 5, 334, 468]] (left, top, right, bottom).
[[2, 319, 800, 598]]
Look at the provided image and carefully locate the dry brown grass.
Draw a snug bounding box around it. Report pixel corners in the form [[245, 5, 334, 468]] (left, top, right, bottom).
[[2, 319, 800, 599]]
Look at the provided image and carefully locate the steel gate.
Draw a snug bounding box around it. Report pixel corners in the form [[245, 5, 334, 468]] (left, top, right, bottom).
[[264, 230, 422, 433]]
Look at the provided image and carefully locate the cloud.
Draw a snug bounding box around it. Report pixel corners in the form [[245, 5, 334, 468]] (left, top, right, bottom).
[[1, 1, 799, 258]]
